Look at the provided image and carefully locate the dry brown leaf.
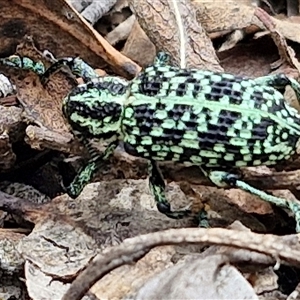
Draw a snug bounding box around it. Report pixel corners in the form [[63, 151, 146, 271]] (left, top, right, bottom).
[[224, 189, 273, 215], [255, 8, 300, 75], [24, 125, 81, 153], [19, 219, 98, 277], [24, 262, 95, 300], [122, 20, 156, 67], [193, 185, 271, 232], [0, 179, 291, 299], [0, 174, 299, 299], [13, 37, 75, 133], [272, 17, 300, 45], [0, 0, 140, 78], [193, 0, 300, 56], [193, 0, 260, 35], [0, 36, 83, 156], [105, 14, 136, 46], [218, 36, 278, 77], [0, 180, 194, 299], [91, 246, 177, 299]]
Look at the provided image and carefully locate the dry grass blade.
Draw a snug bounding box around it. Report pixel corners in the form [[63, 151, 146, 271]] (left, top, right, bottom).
[[170, 0, 186, 68]]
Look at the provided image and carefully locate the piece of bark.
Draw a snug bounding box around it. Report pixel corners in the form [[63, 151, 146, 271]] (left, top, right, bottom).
[[129, 0, 222, 71]]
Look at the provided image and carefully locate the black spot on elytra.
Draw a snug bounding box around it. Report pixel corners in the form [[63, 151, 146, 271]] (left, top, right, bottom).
[[139, 125, 151, 135], [176, 83, 187, 96], [255, 86, 286, 114], [156, 102, 166, 110], [200, 123, 230, 146], [137, 66, 175, 96], [160, 128, 185, 141], [138, 76, 162, 96], [132, 104, 162, 128], [192, 84, 202, 98], [266, 88, 275, 95], [167, 104, 191, 121], [185, 77, 199, 84], [133, 104, 154, 119], [252, 91, 264, 109], [198, 107, 230, 150], [218, 110, 241, 127], [200, 107, 212, 123], [209, 80, 244, 104], [251, 117, 271, 140], [195, 108, 244, 158]]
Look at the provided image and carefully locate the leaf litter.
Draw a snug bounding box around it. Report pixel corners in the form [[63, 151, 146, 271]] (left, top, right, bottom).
[[1, 0, 300, 299]]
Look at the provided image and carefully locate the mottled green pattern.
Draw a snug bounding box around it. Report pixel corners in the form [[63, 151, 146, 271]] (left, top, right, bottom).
[[61, 52, 300, 231], [122, 67, 300, 168], [0, 55, 101, 84], [63, 77, 129, 141]]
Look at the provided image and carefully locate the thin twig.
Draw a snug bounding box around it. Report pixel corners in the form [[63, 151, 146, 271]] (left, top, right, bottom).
[[62, 227, 300, 300]]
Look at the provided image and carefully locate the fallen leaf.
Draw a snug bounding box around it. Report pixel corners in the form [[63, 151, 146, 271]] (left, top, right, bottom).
[[0, 0, 140, 78]]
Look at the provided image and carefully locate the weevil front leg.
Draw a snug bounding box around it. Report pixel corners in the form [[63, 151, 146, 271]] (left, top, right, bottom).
[[204, 169, 300, 232], [64, 141, 118, 198], [148, 160, 191, 219], [41, 57, 99, 84], [0, 55, 46, 75]]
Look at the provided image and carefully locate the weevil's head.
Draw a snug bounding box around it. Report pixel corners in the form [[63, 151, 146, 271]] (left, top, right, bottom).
[[62, 77, 129, 142]]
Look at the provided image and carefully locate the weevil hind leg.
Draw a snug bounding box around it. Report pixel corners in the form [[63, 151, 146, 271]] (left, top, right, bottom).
[[204, 169, 300, 232]]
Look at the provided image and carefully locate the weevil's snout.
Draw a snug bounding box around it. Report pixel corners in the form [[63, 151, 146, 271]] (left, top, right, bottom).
[[62, 82, 126, 140]]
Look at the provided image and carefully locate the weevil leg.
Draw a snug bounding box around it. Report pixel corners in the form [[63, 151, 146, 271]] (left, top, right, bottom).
[[0, 55, 46, 75], [40, 58, 74, 84], [64, 141, 118, 198], [41, 57, 98, 84], [148, 160, 191, 219], [206, 169, 300, 232], [67, 57, 99, 82], [254, 74, 300, 99]]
